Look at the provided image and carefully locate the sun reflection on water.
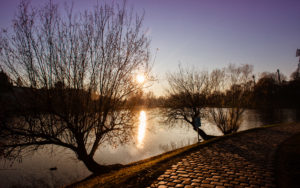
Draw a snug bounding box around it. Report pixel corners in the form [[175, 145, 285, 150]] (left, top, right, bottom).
[[137, 110, 147, 148]]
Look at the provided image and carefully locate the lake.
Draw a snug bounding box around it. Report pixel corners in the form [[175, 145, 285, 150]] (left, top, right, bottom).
[[0, 108, 299, 187]]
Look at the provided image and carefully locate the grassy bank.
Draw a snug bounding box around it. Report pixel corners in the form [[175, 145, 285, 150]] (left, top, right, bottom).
[[67, 122, 289, 188]]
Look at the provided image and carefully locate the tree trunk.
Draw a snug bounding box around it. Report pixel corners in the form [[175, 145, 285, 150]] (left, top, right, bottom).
[[78, 153, 110, 174], [193, 126, 214, 140], [76, 138, 122, 174], [197, 128, 212, 140], [76, 150, 124, 174]]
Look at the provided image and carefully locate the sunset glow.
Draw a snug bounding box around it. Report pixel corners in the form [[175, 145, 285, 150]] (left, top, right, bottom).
[[137, 110, 147, 148], [136, 74, 145, 84]]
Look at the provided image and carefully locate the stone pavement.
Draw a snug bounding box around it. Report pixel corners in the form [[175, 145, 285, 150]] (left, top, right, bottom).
[[149, 123, 300, 188]]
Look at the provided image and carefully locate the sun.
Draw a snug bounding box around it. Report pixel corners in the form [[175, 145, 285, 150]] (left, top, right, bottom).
[[136, 74, 145, 83]]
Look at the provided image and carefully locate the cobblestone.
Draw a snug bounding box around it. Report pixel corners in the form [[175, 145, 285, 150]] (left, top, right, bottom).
[[150, 123, 300, 187]]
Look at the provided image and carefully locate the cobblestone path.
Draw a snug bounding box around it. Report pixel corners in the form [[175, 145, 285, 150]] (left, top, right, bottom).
[[149, 123, 300, 188]]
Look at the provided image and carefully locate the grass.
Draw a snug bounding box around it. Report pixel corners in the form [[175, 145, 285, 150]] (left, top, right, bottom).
[[66, 122, 292, 188]]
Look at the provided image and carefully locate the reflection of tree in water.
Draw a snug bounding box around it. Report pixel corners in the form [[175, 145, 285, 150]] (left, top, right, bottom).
[[9, 173, 61, 188], [257, 109, 283, 125], [2, 152, 85, 188], [255, 108, 297, 125], [158, 138, 197, 153], [8, 169, 83, 188]]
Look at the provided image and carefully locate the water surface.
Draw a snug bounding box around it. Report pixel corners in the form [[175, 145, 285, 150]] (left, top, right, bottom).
[[0, 108, 298, 187]]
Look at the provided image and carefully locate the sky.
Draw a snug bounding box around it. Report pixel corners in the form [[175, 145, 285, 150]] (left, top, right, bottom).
[[1, 0, 300, 95]]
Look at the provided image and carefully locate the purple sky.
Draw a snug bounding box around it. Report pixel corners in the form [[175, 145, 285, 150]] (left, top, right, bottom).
[[1, 0, 300, 95]]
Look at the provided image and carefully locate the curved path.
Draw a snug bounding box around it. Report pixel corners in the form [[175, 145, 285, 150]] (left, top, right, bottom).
[[149, 123, 300, 188]]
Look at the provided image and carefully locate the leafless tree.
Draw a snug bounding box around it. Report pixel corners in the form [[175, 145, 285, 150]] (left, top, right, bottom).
[[0, 0, 152, 174], [163, 65, 213, 140], [208, 64, 253, 134]]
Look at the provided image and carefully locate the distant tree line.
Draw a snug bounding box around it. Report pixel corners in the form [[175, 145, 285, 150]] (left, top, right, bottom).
[[124, 67, 300, 109], [205, 69, 300, 109], [249, 71, 300, 108], [2, 67, 299, 111]]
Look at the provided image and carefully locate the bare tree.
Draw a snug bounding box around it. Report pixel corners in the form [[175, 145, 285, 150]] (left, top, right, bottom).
[[163, 65, 213, 140], [208, 64, 253, 134], [0, 0, 152, 174]]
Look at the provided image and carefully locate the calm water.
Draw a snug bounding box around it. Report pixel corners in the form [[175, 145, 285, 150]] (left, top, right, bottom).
[[0, 108, 299, 187]]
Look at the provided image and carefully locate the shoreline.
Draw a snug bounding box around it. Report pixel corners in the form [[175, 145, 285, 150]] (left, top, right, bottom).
[[67, 122, 293, 188]]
